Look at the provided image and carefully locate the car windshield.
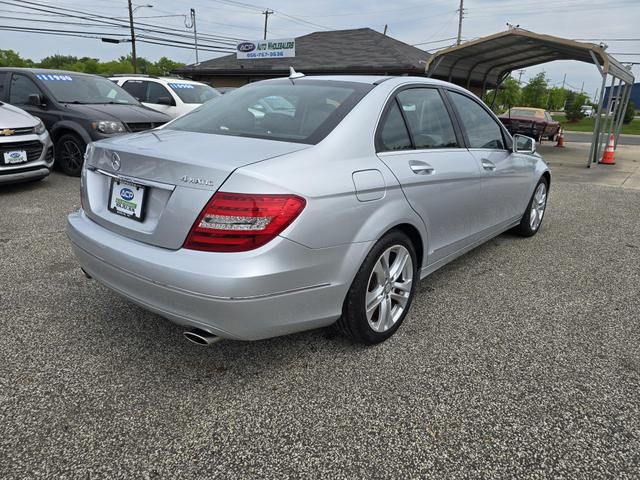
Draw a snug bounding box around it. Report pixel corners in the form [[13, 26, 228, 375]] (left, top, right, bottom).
[[508, 109, 539, 117], [167, 82, 220, 104], [166, 80, 373, 144], [36, 73, 138, 104]]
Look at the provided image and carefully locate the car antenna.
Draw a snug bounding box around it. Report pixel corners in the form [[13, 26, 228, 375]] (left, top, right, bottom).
[[288, 66, 305, 83]]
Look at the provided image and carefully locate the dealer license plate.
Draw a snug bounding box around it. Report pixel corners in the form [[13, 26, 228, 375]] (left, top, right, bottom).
[[108, 179, 146, 222], [3, 150, 28, 165]]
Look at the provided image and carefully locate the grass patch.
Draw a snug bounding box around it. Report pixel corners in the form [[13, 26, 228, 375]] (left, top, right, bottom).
[[552, 114, 640, 135]]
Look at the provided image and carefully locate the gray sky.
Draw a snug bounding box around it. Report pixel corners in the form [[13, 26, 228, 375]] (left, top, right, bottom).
[[2, 0, 639, 97]]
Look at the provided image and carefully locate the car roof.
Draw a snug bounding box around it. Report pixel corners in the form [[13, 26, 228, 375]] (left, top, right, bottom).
[[110, 75, 205, 84], [0, 67, 98, 77], [258, 75, 466, 90]]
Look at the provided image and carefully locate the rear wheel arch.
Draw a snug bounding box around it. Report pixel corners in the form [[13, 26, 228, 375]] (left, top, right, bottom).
[[541, 171, 551, 191], [386, 223, 425, 272]]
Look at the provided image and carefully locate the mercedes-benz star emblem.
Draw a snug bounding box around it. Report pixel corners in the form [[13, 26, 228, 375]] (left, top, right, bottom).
[[111, 152, 121, 171]]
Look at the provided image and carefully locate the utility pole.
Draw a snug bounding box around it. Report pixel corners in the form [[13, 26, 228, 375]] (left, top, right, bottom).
[[127, 0, 137, 73], [561, 73, 566, 90], [517, 69, 525, 84], [190, 8, 199, 64], [456, 0, 464, 45], [383, 24, 388, 35], [263, 9, 274, 40], [580, 81, 584, 93]]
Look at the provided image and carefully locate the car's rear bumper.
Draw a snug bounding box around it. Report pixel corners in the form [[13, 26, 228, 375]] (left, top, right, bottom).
[[66, 209, 371, 340]]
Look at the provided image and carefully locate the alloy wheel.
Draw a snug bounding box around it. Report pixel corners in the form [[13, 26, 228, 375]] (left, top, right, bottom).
[[365, 245, 414, 333], [529, 182, 547, 231], [60, 140, 83, 171]]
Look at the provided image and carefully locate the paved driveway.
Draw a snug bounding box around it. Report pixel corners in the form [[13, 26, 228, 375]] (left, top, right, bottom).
[[1, 173, 639, 479]]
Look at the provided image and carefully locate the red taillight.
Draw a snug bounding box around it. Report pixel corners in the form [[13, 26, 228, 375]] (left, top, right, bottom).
[[184, 192, 306, 252]]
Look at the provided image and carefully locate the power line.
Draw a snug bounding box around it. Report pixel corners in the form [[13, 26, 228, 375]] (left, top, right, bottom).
[[0, 25, 235, 53], [1, 0, 244, 44], [412, 36, 458, 46], [574, 38, 640, 41]]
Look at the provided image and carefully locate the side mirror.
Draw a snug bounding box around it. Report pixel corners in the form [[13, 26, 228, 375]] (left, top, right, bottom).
[[156, 96, 174, 106], [513, 134, 536, 154], [28, 93, 44, 107]]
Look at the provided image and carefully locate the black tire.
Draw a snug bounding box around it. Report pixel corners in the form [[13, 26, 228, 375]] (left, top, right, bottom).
[[55, 133, 86, 177], [547, 133, 556, 141], [513, 177, 549, 237], [337, 230, 418, 345]]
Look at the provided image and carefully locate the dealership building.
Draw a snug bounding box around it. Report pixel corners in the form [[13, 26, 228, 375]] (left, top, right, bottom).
[[175, 28, 432, 87]]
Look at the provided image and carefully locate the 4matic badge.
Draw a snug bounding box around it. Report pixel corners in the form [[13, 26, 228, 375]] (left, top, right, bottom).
[[180, 175, 215, 187]]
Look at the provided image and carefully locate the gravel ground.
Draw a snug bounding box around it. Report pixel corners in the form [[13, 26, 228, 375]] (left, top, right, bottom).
[[1, 173, 639, 479]]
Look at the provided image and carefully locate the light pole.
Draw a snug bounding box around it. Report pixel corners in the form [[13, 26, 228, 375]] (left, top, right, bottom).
[[127, 2, 153, 73]]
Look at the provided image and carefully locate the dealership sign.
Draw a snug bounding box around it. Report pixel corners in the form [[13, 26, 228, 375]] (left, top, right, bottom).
[[236, 39, 295, 59]]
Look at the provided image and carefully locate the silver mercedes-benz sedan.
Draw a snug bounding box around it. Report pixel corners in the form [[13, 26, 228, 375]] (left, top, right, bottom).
[[67, 74, 549, 345]]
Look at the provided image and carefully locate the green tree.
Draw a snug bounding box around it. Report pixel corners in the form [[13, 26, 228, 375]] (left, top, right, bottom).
[[564, 91, 589, 122], [521, 72, 549, 107], [0, 49, 34, 67], [153, 57, 185, 76], [0, 49, 186, 77], [547, 87, 569, 111], [623, 100, 636, 124], [38, 55, 79, 70], [96, 58, 134, 76], [483, 77, 521, 113]]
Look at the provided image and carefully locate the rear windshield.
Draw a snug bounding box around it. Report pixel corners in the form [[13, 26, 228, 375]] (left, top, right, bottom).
[[166, 79, 373, 144], [507, 109, 539, 117], [167, 82, 220, 104], [35, 73, 138, 105]]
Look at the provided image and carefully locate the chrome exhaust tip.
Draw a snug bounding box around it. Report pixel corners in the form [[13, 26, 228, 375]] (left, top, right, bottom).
[[183, 328, 223, 346]]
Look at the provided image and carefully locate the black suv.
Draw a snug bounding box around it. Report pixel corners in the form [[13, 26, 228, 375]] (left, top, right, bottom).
[[0, 68, 170, 176]]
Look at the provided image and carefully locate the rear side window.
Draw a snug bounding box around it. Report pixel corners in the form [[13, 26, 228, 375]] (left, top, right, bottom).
[[9, 74, 42, 105], [396, 88, 458, 149], [0, 72, 7, 98], [378, 102, 412, 151], [122, 80, 146, 101], [146, 82, 171, 103], [167, 80, 373, 145], [449, 91, 505, 149]]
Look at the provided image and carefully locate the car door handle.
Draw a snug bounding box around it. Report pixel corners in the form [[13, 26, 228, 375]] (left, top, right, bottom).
[[481, 158, 496, 171], [409, 160, 435, 175]]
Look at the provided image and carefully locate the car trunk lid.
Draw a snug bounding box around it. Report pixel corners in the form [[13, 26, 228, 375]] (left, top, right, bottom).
[[82, 129, 308, 249]]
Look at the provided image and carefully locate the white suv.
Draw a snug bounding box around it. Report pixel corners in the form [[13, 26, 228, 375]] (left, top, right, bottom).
[[110, 76, 221, 118]]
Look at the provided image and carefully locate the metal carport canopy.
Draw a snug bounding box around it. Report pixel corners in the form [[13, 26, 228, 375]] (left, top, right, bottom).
[[424, 28, 633, 90], [424, 28, 634, 168]]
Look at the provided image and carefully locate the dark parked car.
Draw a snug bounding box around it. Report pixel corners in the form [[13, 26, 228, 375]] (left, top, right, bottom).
[[498, 107, 560, 142], [0, 68, 170, 176]]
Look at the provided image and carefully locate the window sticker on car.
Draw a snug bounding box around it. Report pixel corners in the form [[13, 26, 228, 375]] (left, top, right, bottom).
[[169, 83, 195, 89], [36, 74, 73, 81]]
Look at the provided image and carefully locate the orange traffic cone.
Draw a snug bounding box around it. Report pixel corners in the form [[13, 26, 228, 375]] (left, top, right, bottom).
[[555, 128, 565, 148], [599, 134, 616, 165]]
